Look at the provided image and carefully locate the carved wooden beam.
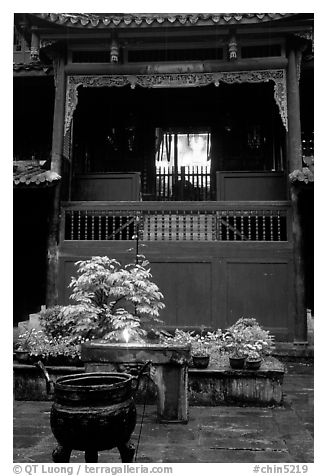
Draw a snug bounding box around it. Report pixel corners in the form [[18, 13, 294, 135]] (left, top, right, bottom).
[[64, 69, 288, 136]]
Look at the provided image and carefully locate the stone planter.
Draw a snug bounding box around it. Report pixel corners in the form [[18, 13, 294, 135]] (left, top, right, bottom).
[[14, 356, 285, 406], [14, 353, 83, 367], [188, 357, 285, 406]]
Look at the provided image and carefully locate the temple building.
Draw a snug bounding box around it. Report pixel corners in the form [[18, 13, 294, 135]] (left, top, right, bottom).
[[13, 13, 314, 342]]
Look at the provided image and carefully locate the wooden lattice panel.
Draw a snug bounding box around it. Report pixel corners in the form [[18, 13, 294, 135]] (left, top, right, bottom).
[[63, 203, 289, 242]]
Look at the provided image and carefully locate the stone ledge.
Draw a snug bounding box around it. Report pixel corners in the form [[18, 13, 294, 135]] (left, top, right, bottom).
[[14, 357, 284, 406], [14, 363, 85, 401], [188, 357, 284, 406]]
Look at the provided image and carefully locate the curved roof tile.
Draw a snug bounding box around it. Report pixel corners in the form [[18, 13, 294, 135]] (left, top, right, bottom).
[[13, 62, 52, 73], [13, 161, 61, 186], [33, 13, 295, 28]]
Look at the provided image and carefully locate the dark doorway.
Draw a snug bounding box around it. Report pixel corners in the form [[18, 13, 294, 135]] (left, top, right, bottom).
[[71, 82, 285, 201]]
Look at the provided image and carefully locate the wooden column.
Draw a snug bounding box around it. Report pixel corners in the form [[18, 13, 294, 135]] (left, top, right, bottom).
[[46, 55, 66, 307], [287, 44, 307, 343], [30, 27, 40, 61]]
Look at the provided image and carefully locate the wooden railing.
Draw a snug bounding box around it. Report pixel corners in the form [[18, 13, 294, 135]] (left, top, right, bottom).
[[61, 202, 291, 242], [152, 166, 211, 201]]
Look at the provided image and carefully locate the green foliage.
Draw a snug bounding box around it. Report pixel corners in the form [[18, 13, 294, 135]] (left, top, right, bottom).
[[16, 328, 41, 352], [16, 329, 83, 360], [191, 330, 223, 356], [40, 256, 165, 343], [246, 349, 261, 361], [221, 317, 275, 358], [15, 255, 165, 362], [160, 318, 274, 362], [160, 328, 223, 357], [39, 305, 69, 339], [105, 309, 147, 342]]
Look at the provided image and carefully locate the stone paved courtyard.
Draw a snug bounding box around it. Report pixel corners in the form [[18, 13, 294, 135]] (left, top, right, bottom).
[[13, 361, 313, 464]]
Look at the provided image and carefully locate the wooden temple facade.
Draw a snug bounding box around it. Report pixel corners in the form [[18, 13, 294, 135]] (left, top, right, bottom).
[[13, 13, 314, 341]]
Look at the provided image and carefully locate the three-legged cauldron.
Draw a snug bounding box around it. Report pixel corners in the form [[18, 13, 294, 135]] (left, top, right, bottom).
[[37, 362, 148, 463]]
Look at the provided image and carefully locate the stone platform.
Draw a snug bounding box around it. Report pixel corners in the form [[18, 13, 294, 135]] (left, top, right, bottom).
[[13, 361, 314, 463], [189, 357, 284, 405], [14, 357, 284, 405]]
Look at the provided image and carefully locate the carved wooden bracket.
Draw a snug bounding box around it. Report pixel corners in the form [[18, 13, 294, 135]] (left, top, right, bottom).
[[64, 69, 288, 135]]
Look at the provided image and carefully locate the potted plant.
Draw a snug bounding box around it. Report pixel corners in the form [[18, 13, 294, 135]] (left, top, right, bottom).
[[227, 317, 275, 355], [14, 327, 84, 366], [221, 331, 247, 369], [34, 336, 84, 366], [192, 353, 210, 369], [227, 348, 247, 369], [14, 255, 165, 367], [245, 349, 262, 370], [64, 255, 165, 342], [159, 329, 211, 368], [15, 337, 32, 363], [221, 317, 275, 370], [15, 329, 45, 363], [35, 255, 165, 353], [191, 336, 210, 369]]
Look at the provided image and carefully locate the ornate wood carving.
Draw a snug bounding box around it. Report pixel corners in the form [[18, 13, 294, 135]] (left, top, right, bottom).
[[64, 69, 288, 135], [213, 70, 288, 130]]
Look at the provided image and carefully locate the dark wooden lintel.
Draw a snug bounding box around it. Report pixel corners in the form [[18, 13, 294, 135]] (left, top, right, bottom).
[[65, 57, 288, 75]]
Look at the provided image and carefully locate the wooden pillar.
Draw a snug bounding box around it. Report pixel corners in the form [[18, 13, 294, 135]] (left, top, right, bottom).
[[30, 27, 40, 61], [287, 44, 307, 342], [46, 55, 66, 307]]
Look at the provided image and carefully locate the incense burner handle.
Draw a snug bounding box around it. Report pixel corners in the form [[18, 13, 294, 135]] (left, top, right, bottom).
[[35, 360, 55, 394]]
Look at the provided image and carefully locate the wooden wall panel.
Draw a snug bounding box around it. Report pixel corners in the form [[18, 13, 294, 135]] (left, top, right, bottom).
[[150, 262, 212, 327], [216, 172, 287, 201], [72, 173, 141, 201], [225, 260, 291, 337], [58, 241, 295, 339]]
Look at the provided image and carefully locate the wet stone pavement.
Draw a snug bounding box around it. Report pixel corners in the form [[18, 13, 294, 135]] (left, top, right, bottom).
[[13, 361, 313, 463]]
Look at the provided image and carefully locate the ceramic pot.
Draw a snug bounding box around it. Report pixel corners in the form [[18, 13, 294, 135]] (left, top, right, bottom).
[[192, 355, 210, 369], [246, 359, 262, 370], [229, 356, 245, 369], [15, 351, 31, 363]]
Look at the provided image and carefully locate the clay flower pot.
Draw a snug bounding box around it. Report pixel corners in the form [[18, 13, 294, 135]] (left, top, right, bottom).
[[246, 359, 262, 370], [192, 355, 210, 369], [15, 350, 31, 364], [229, 355, 246, 369]]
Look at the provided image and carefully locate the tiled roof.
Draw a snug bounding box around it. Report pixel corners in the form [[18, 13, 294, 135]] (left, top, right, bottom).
[[13, 161, 61, 186], [13, 62, 52, 73], [34, 13, 294, 28]]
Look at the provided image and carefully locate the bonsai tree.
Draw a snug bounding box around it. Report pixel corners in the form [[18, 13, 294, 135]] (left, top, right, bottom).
[[54, 256, 165, 342], [221, 317, 275, 358]]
